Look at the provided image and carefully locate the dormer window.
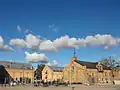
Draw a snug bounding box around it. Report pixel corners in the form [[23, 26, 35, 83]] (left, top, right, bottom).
[[96, 62, 103, 72]]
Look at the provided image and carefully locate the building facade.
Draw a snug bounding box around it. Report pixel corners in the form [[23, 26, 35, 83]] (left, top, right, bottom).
[[42, 65, 63, 82], [63, 55, 112, 84], [42, 49, 120, 84], [0, 61, 34, 84]]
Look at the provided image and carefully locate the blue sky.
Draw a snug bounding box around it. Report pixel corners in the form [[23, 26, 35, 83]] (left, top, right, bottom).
[[0, 0, 120, 67]]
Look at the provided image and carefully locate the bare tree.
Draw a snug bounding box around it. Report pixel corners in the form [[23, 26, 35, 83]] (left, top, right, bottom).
[[100, 56, 120, 85]]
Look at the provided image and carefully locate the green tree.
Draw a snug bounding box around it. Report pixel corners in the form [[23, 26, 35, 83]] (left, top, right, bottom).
[[34, 64, 45, 80]]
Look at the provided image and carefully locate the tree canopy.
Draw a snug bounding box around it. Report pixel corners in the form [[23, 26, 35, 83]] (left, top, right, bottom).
[[34, 64, 45, 80]]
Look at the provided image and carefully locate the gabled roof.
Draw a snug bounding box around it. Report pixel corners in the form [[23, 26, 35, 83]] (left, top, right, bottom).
[[0, 61, 33, 70], [48, 66, 64, 72], [75, 60, 111, 70], [0, 65, 10, 77]]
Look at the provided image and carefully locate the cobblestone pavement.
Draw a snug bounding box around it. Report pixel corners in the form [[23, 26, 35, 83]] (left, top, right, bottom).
[[0, 85, 120, 90]]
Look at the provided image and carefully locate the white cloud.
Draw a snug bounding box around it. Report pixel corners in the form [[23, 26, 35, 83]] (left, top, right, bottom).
[[53, 35, 86, 49], [10, 34, 41, 50], [39, 40, 57, 52], [3, 45, 13, 51], [53, 35, 69, 49], [68, 38, 86, 48], [53, 34, 120, 50], [10, 34, 120, 51], [26, 34, 41, 49], [46, 62, 51, 66], [85, 34, 120, 49], [10, 39, 26, 48], [95, 34, 118, 46], [0, 36, 13, 51], [85, 35, 101, 45], [25, 51, 49, 63], [0, 36, 4, 48], [17, 25, 21, 32], [53, 60, 58, 66]]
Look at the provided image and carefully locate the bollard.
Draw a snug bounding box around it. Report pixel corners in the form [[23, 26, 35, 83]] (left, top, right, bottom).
[[72, 86, 75, 90]]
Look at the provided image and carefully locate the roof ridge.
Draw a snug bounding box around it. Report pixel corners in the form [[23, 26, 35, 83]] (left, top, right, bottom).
[[77, 60, 98, 63], [0, 60, 30, 65]]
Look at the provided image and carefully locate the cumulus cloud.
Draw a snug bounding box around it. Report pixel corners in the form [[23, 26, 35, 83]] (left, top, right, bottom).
[[10, 34, 120, 52], [53, 35, 69, 48], [53, 35, 86, 49], [3, 45, 13, 51], [39, 40, 57, 52], [0, 36, 13, 51], [10, 39, 26, 48], [84, 34, 120, 49], [68, 38, 86, 48], [25, 51, 49, 63], [26, 34, 41, 49], [10, 34, 41, 50], [0, 36, 4, 48]]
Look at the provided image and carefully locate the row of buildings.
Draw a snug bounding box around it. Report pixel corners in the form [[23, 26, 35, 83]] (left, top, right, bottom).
[[0, 50, 120, 84], [42, 51, 120, 84]]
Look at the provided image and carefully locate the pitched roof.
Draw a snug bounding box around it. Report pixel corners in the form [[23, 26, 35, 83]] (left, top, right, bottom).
[[0, 65, 10, 77], [48, 66, 64, 72], [0, 61, 33, 70], [75, 60, 111, 70]]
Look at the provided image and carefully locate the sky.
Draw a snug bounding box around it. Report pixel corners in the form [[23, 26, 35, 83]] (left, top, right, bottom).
[[0, 0, 120, 67]]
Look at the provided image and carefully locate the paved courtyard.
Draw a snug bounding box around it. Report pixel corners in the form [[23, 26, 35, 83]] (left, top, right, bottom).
[[0, 85, 120, 90]]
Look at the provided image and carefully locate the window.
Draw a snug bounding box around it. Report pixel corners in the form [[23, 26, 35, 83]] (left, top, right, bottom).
[[109, 72, 111, 76], [92, 73, 94, 76], [102, 78, 104, 81], [105, 72, 107, 76]]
